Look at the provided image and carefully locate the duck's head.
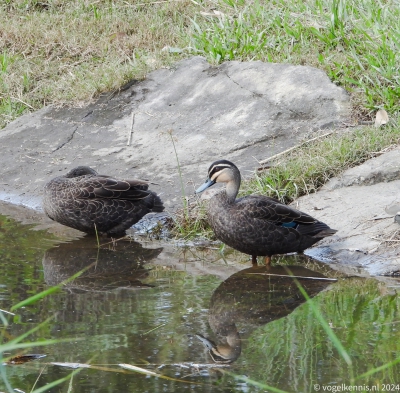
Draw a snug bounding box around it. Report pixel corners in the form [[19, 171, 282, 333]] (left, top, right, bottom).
[[195, 160, 240, 199], [65, 166, 98, 178], [195, 331, 241, 364]]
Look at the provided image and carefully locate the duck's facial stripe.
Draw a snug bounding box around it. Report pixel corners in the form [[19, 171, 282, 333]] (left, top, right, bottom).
[[209, 164, 232, 180], [210, 172, 218, 181], [210, 168, 233, 183]]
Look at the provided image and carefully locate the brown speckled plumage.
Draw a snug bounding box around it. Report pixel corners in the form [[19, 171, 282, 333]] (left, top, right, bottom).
[[43, 166, 164, 236], [196, 160, 337, 265]]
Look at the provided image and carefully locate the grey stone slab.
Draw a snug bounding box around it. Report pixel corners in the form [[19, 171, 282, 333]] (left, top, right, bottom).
[[322, 147, 400, 189], [0, 56, 350, 212], [297, 173, 400, 279]]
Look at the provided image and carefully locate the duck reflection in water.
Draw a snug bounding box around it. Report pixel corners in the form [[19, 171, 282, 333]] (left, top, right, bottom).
[[197, 263, 337, 364], [42, 237, 162, 292]]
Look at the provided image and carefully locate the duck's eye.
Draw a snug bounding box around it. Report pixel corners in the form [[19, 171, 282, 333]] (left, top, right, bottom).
[[209, 163, 231, 177], [213, 166, 225, 174]]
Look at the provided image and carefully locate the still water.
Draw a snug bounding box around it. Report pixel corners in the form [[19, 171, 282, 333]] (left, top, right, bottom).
[[1, 213, 400, 393]]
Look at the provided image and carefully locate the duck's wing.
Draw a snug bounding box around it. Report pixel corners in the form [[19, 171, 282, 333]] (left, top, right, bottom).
[[237, 195, 335, 236], [236, 196, 317, 225], [76, 176, 152, 200]]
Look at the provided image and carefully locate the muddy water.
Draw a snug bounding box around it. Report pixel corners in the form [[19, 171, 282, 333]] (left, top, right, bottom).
[[1, 214, 400, 393]]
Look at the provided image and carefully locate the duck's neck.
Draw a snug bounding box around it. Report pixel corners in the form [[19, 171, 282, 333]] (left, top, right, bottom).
[[225, 173, 240, 204]]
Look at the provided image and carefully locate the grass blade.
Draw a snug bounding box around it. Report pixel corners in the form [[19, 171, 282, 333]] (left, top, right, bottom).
[[11, 262, 96, 311], [355, 357, 400, 380], [283, 266, 352, 366], [220, 371, 290, 393], [119, 363, 204, 385], [4, 317, 54, 345], [31, 368, 82, 393]]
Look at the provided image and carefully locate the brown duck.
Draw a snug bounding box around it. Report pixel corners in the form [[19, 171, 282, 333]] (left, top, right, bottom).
[[196, 159, 337, 265], [43, 166, 164, 236]]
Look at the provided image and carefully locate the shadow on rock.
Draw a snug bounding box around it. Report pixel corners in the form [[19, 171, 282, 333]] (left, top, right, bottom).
[[197, 264, 337, 364], [43, 237, 163, 292]]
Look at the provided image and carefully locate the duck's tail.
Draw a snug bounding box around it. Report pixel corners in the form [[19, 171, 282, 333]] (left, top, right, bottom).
[[150, 193, 165, 212], [314, 228, 337, 238], [296, 221, 337, 238]]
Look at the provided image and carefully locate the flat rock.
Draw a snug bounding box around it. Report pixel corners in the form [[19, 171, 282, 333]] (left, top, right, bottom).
[[323, 147, 400, 189], [0, 56, 349, 211], [296, 147, 400, 278]]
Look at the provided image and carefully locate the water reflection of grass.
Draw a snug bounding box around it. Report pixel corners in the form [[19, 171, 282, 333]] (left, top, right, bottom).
[[2, 214, 400, 391], [240, 278, 400, 390], [0, 215, 57, 306], [0, 215, 96, 392], [1, 300, 82, 392]]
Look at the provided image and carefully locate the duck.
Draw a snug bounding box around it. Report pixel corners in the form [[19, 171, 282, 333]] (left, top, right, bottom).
[[43, 166, 164, 236], [195, 159, 337, 265]]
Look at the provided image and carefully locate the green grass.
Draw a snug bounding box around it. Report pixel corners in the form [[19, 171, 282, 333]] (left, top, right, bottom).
[[245, 121, 400, 203], [171, 200, 213, 240], [220, 277, 400, 390], [1, 307, 80, 392], [191, 0, 400, 115]]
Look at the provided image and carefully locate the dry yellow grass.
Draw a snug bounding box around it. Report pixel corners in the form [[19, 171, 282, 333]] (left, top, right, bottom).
[[0, 0, 200, 127]]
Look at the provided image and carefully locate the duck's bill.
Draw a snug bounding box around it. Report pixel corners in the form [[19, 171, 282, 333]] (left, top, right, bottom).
[[195, 334, 215, 350], [195, 178, 215, 193]]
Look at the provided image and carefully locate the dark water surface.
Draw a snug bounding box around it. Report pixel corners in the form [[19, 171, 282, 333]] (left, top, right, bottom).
[[1, 214, 400, 393]]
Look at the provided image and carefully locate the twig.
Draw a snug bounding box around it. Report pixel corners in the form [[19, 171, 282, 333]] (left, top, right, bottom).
[[370, 229, 400, 248], [97, 235, 130, 248], [151, 362, 230, 368], [366, 215, 392, 221], [0, 308, 15, 316], [31, 365, 48, 392], [259, 131, 333, 164], [168, 129, 188, 215], [122, 0, 186, 6], [371, 237, 400, 243], [59, 59, 87, 70], [24, 155, 44, 162], [0, 95, 35, 110], [127, 112, 135, 146], [246, 273, 337, 281], [141, 323, 166, 336]]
